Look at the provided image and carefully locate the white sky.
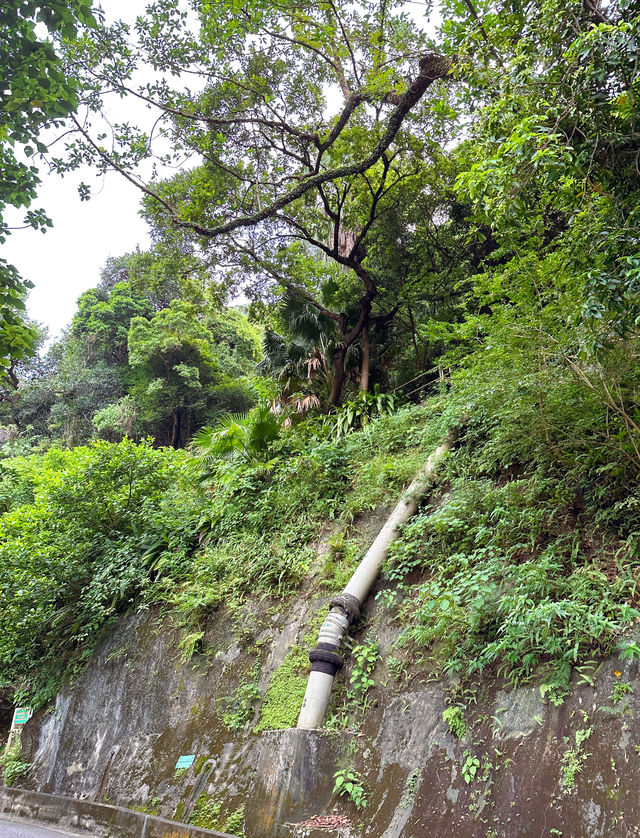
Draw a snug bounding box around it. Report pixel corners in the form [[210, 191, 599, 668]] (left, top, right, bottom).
[[4, 169, 150, 340], [3, 0, 438, 342]]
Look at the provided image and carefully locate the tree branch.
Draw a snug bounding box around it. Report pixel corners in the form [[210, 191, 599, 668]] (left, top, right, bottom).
[[232, 237, 343, 324], [461, 0, 504, 67], [74, 53, 453, 241]]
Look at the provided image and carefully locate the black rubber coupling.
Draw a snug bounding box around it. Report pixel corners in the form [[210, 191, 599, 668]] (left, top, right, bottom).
[[330, 593, 361, 623], [309, 647, 344, 676]]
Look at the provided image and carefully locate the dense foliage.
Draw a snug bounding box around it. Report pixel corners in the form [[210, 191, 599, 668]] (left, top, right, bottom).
[[0, 252, 260, 448], [388, 365, 640, 703], [2, 0, 640, 715], [0, 404, 441, 705], [0, 439, 198, 704]]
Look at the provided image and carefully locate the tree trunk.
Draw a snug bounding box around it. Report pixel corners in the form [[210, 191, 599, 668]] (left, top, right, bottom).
[[360, 325, 370, 393], [169, 410, 181, 448], [181, 412, 191, 449], [407, 304, 423, 371], [330, 346, 347, 406], [9, 393, 20, 426]]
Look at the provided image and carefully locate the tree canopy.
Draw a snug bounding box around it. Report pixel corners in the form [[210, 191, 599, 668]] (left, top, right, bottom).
[[56, 0, 457, 402]]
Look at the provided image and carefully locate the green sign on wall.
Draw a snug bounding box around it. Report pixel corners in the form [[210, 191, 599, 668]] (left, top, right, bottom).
[[12, 707, 32, 726], [175, 754, 195, 770]]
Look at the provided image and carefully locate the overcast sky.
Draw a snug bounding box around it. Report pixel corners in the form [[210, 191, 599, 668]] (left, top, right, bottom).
[[4, 0, 437, 343], [5, 167, 150, 341]]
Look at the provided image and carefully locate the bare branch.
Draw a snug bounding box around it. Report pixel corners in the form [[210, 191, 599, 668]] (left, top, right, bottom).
[[327, 0, 361, 88], [264, 27, 352, 97]]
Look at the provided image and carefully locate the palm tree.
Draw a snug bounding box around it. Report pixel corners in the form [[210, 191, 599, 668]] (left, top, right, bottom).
[[192, 403, 283, 483], [259, 291, 345, 413]]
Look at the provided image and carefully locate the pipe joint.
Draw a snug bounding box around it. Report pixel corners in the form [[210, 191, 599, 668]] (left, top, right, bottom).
[[317, 609, 349, 648], [309, 648, 343, 677], [329, 593, 361, 623]]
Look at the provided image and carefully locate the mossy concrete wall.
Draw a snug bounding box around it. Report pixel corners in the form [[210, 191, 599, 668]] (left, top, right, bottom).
[[13, 570, 640, 837]]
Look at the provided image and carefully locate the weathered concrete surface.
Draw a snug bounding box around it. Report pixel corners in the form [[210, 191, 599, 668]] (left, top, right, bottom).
[[19, 597, 344, 837], [354, 641, 640, 838], [13, 583, 640, 838], [0, 787, 237, 838], [244, 730, 354, 836]]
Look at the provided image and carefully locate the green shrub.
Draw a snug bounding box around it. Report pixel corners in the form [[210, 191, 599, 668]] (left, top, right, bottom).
[[1, 399, 437, 705], [0, 438, 198, 706], [0, 736, 31, 786], [442, 706, 467, 739], [333, 768, 368, 810]]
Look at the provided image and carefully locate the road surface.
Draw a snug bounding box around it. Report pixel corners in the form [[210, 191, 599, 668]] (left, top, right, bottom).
[[0, 818, 84, 837]]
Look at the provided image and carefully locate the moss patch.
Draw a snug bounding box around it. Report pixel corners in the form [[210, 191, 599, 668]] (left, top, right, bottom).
[[191, 793, 222, 829], [254, 646, 309, 731], [192, 754, 208, 776], [303, 606, 328, 646], [225, 804, 245, 834], [190, 794, 244, 835]]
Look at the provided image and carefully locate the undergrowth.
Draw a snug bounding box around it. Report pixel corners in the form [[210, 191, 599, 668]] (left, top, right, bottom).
[[6, 330, 640, 712], [0, 405, 440, 707], [387, 464, 640, 699], [0, 735, 31, 786], [384, 354, 640, 700]]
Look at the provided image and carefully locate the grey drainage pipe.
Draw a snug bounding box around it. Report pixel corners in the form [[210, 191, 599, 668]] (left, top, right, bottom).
[[297, 430, 456, 729]]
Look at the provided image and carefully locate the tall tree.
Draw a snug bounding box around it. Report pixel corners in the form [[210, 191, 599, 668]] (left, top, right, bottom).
[[127, 300, 254, 448], [72, 282, 154, 366], [59, 0, 453, 402]]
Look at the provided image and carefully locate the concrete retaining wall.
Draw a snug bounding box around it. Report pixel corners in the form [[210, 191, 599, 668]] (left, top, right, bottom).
[[0, 786, 238, 838]]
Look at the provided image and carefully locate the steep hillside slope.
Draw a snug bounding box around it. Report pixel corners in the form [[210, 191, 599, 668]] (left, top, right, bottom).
[[6, 368, 640, 838]]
